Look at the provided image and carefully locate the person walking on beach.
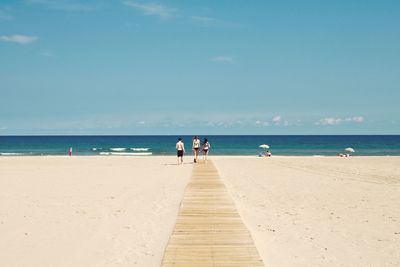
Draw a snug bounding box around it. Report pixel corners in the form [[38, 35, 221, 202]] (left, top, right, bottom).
[[176, 138, 185, 165], [192, 135, 200, 163], [202, 138, 211, 162]]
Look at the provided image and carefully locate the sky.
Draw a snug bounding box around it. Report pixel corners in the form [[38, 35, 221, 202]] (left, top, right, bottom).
[[1, 0, 399, 135]]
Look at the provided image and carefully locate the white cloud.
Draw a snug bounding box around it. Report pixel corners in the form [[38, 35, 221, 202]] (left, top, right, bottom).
[[210, 56, 234, 64], [272, 116, 281, 124], [189, 16, 222, 26], [25, 0, 91, 11], [317, 117, 342, 125], [137, 121, 145, 124], [255, 120, 270, 126], [345, 116, 364, 123], [316, 116, 364, 125], [0, 35, 38, 44], [256, 116, 289, 127], [123, 1, 177, 19], [122, 2, 235, 29]]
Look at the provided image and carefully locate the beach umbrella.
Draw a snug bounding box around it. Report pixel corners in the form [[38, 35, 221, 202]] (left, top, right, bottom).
[[345, 147, 355, 153], [259, 144, 270, 149]]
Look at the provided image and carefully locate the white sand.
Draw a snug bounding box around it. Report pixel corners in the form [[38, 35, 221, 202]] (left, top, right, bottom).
[[0, 156, 192, 267], [213, 156, 400, 267], [1, 156, 399, 267]]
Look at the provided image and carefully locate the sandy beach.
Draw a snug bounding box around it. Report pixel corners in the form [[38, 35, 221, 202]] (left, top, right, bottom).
[[1, 156, 399, 266], [214, 156, 400, 267], [0, 156, 192, 267]]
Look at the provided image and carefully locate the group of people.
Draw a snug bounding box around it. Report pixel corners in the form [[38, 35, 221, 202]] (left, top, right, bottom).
[[259, 150, 272, 157], [175, 136, 211, 165]]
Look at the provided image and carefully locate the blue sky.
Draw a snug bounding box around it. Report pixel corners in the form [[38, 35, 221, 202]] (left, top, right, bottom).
[[1, 0, 399, 135]]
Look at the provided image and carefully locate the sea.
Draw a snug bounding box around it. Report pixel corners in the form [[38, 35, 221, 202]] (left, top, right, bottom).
[[0, 135, 400, 156]]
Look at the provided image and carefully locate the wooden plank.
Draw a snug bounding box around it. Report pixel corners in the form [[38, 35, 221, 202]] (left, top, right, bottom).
[[160, 161, 265, 267]]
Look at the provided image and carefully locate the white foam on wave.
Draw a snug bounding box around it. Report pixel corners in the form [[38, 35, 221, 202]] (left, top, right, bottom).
[[100, 152, 152, 156], [0, 153, 25, 156], [110, 148, 127, 151], [130, 148, 150, 151], [112, 152, 152, 156]]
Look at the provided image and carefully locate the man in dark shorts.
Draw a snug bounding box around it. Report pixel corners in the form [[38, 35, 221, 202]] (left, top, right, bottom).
[[176, 138, 185, 165]]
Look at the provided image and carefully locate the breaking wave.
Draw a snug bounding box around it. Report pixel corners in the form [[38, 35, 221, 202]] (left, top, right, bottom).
[[110, 148, 127, 151], [130, 148, 150, 151], [100, 152, 152, 156]]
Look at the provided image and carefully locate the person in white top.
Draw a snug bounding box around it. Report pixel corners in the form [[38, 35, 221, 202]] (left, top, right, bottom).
[[176, 138, 185, 165], [192, 135, 200, 163]]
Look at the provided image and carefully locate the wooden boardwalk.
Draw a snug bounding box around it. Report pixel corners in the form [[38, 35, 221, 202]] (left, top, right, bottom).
[[161, 161, 264, 267]]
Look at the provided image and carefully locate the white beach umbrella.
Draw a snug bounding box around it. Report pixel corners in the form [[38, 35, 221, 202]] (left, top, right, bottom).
[[345, 147, 355, 153], [259, 144, 270, 149]]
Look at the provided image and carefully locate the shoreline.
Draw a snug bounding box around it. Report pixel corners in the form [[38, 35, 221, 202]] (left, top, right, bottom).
[[2, 154, 400, 157]]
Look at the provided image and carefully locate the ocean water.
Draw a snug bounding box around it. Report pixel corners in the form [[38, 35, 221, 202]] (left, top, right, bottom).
[[1, 135, 400, 156]]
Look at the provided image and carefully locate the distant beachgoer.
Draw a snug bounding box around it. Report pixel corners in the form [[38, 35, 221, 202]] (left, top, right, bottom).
[[176, 138, 185, 165], [192, 136, 200, 163], [202, 138, 211, 161], [69, 147, 72, 156], [259, 150, 271, 157]]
